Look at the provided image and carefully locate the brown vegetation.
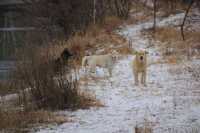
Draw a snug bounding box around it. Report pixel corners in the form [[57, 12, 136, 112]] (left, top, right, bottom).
[[12, 44, 101, 110], [0, 43, 103, 132], [0, 109, 69, 132], [142, 27, 200, 63], [22, 0, 131, 40], [0, 81, 14, 96]]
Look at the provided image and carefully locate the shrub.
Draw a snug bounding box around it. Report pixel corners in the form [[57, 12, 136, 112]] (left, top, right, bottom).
[[0, 81, 14, 96], [11, 45, 98, 111]]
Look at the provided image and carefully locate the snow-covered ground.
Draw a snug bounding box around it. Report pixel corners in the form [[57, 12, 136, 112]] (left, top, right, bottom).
[[36, 13, 200, 133]]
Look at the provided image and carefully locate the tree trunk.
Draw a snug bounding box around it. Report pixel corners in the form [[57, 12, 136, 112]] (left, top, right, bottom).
[[153, 0, 157, 33], [180, 0, 194, 41], [93, 0, 96, 24]]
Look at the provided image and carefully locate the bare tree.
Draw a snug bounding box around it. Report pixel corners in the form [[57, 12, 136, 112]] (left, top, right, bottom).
[[114, 0, 131, 19], [105, 0, 131, 19], [153, 0, 157, 33], [93, 0, 96, 24], [180, 0, 195, 41], [21, 0, 130, 40]]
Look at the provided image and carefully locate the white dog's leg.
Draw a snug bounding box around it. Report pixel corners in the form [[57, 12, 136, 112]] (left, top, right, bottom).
[[143, 71, 147, 86], [83, 66, 86, 75], [141, 72, 143, 84], [134, 71, 139, 86], [107, 63, 113, 77], [108, 68, 112, 77], [141, 71, 147, 86], [86, 66, 90, 77], [102, 68, 106, 76], [90, 64, 96, 76]]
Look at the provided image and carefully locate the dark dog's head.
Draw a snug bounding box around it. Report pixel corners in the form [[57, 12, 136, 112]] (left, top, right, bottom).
[[53, 48, 73, 73], [60, 48, 73, 60]]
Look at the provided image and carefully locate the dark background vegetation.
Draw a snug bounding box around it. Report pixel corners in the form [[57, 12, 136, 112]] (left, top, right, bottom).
[[21, 0, 131, 41]]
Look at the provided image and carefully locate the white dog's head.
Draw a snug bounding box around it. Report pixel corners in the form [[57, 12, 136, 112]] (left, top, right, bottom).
[[111, 50, 119, 62], [134, 50, 148, 64]]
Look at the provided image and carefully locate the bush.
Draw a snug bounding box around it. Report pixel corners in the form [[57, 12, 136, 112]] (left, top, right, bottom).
[[11, 45, 98, 111], [0, 81, 14, 96]]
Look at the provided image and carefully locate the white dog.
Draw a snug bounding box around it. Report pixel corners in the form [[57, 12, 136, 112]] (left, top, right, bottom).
[[82, 54, 116, 76], [132, 50, 148, 86]]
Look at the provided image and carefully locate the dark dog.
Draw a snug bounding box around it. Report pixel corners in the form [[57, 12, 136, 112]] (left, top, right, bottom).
[[60, 48, 73, 61], [54, 48, 73, 73]]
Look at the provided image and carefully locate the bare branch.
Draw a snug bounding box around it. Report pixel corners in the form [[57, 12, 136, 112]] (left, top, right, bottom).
[[153, 0, 157, 33], [180, 0, 195, 41]]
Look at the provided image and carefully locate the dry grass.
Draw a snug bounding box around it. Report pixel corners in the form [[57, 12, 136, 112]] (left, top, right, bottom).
[[154, 27, 200, 49], [142, 27, 200, 63], [126, 2, 153, 25], [158, 1, 188, 17], [130, 1, 152, 14], [0, 81, 15, 96], [39, 18, 130, 66], [1, 44, 103, 132], [83, 26, 127, 55], [185, 31, 200, 50], [167, 127, 200, 133], [166, 55, 180, 64], [135, 120, 153, 133], [154, 27, 182, 42], [134, 116, 153, 133], [0, 109, 69, 132], [76, 90, 104, 109], [49, 18, 128, 64], [117, 45, 133, 55], [102, 16, 123, 33], [12, 44, 102, 110], [135, 126, 153, 133], [40, 16, 128, 66]]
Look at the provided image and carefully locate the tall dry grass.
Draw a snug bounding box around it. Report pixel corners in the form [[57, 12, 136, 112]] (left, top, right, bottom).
[[0, 81, 14, 96], [52, 19, 128, 59], [142, 27, 200, 63], [0, 108, 69, 132], [11, 45, 100, 110], [0, 43, 102, 132], [0, 40, 105, 132]]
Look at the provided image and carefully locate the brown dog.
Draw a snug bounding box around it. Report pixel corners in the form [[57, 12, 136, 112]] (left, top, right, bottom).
[[132, 50, 148, 86]]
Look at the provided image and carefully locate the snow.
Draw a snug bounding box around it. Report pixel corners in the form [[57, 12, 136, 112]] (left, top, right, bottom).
[[36, 13, 200, 133]]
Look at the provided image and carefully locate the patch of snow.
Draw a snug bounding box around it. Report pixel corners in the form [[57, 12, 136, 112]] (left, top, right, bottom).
[[0, 93, 18, 102]]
